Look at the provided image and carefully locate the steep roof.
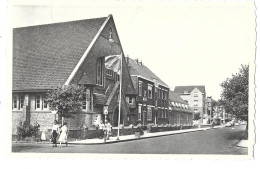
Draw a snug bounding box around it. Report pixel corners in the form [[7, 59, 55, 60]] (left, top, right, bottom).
[[174, 86, 206, 94], [127, 57, 169, 88], [169, 91, 187, 105], [13, 17, 107, 91]]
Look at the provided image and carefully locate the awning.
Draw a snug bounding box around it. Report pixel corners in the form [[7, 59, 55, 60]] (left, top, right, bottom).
[[170, 106, 194, 114]]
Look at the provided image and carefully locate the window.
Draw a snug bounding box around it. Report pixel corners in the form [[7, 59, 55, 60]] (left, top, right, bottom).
[[147, 107, 152, 121], [155, 87, 158, 93], [164, 110, 167, 118], [106, 69, 113, 76], [164, 91, 167, 100], [138, 81, 143, 96], [194, 93, 198, 97], [13, 95, 18, 110], [115, 74, 120, 81], [193, 100, 198, 107], [43, 96, 48, 109], [138, 105, 142, 120], [36, 96, 41, 109], [129, 96, 133, 104], [194, 109, 198, 113], [20, 95, 25, 110], [143, 90, 147, 97], [96, 58, 103, 85], [82, 88, 93, 111], [148, 85, 153, 99], [82, 90, 86, 110], [160, 90, 163, 99]]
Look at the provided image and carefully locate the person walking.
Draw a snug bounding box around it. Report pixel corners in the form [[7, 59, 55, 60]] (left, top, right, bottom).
[[98, 121, 105, 139], [51, 120, 59, 147], [105, 120, 112, 140], [58, 122, 68, 147]]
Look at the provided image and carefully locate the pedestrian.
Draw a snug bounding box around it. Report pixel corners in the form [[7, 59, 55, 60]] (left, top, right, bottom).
[[98, 121, 105, 139], [51, 120, 59, 147], [41, 130, 46, 141], [105, 120, 112, 140], [58, 122, 68, 147]]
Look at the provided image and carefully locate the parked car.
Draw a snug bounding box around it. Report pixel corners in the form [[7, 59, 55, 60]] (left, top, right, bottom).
[[235, 122, 239, 126]]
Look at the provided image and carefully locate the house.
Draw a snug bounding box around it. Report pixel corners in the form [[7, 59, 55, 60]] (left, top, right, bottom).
[[12, 14, 136, 135], [126, 57, 170, 126], [168, 91, 194, 126], [173, 86, 207, 124]]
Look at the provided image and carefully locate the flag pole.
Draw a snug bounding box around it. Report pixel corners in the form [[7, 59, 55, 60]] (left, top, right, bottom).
[[116, 53, 123, 140]]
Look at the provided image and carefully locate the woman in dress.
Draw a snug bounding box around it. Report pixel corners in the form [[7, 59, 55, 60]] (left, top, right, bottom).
[[51, 120, 59, 147], [58, 122, 68, 147], [105, 120, 112, 140]]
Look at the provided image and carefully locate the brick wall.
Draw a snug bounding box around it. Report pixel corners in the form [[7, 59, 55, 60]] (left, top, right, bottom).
[[30, 111, 54, 132], [12, 111, 26, 134]]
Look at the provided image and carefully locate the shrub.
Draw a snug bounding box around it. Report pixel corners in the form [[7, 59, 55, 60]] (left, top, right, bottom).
[[16, 121, 40, 140]]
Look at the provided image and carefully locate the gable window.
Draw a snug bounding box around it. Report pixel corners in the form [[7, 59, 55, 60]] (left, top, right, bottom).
[[194, 93, 198, 97], [147, 106, 152, 121], [13, 95, 18, 110], [96, 58, 104, 85], [138, 105, 142, 120], [138, 81, 143, 96], [20, 95, 25, 110], [148, 84, 153, 99]]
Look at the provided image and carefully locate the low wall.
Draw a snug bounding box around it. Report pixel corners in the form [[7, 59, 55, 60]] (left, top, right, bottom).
[[148, 125, 193, 133]]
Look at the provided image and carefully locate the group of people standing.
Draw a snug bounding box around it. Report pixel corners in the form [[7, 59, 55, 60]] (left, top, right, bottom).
[[51, 120, 68, 147], [51, 119, 112, 146], [98, 120, 112, 140]]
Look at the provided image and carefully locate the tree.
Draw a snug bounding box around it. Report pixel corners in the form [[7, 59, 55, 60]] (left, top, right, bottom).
[[193, 112, 201, 120], [220, 64, 249, 126], [46, 84, 85, 125]]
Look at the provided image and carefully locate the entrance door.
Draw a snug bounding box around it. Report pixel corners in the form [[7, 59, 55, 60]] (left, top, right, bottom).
[[113, 107, 123, 126]]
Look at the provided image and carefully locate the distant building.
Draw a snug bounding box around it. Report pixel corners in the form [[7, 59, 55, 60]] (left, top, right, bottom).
[[127, 57, 170, 125], [168, 91, 194, 125], [173, 86, 207, 124], [207, 96, 212, 123]]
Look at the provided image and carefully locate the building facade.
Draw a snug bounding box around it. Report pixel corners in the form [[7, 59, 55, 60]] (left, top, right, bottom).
[[173, 86, 207, 124], [168, 91, 194, 126], [127, 58, 170, 126], [12, 15, 136, 135]]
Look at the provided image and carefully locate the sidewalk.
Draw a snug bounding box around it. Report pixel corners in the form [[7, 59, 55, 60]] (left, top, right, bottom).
[[236, 140, 248, 148], [68, 125, 225, 145]]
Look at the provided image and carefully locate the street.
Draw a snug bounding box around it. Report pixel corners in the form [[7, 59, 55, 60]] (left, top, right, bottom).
[[12, 125, 247, 154]]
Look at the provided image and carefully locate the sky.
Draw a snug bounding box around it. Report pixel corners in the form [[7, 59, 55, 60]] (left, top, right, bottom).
[[11, 0, 256, 100]]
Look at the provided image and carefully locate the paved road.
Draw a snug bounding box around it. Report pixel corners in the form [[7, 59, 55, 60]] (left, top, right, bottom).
[[12, 125, 247, 154]]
